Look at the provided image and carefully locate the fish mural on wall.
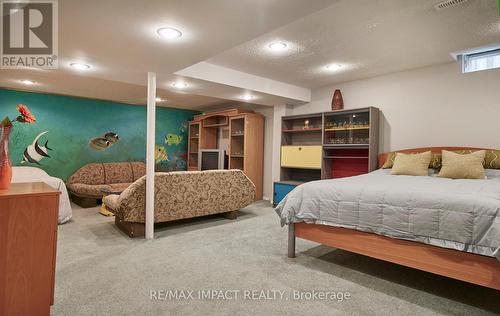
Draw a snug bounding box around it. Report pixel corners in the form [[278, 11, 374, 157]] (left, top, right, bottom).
[[1, 88, 197, 179], [21, 130, 53, 165], [156, 151, 186, 171], [89, 132, 120, 151], [155, 145, 169, 163], [165, 133, 183, 146], [179, 122, 187, 133]]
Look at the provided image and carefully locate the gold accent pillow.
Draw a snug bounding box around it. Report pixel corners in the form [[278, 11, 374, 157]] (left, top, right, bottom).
[[452, 149, 500, 169], [390, 151, 432, 176], [438, 150, 486, 179], [485, 150, 500, 169], [383, 151, 441, 169]]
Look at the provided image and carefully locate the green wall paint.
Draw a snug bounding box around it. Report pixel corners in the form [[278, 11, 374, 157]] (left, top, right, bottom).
[[0, 89, 197, 180]]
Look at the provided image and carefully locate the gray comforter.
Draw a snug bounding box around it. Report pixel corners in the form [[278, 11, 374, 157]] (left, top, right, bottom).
[[275, 169, 500, 259]]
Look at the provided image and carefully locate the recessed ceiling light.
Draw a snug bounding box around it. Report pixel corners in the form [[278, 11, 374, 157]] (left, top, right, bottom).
[[157, 27, 182, 40], [325, 64, 342, 71], [20, 80, 34, 85], [268, 42, 288, 51], [70, 63, 90, 70], [171, 82, 188, 89], [240, 95, 254, 101]]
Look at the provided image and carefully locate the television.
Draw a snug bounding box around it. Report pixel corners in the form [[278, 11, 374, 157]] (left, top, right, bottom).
[[199, 149, 227, 170]]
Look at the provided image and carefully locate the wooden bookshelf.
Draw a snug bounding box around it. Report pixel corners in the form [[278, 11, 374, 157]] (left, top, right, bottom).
[[187, 122, 200, 170], [188, 109, 264, 199], [275, 107, 379, 205], [322, 108, 378, 179]]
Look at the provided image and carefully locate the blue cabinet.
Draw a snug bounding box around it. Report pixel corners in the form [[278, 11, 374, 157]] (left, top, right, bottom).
[[273, 182, 300, 206]]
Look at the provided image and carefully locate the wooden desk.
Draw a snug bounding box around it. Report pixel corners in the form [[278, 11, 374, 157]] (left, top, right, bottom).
[[0, 182, 60, 316]]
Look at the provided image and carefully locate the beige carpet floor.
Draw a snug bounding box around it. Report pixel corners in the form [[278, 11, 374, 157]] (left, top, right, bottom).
[[52, 201, 500, 315]]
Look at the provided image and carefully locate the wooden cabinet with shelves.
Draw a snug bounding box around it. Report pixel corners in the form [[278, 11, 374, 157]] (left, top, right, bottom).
[[321, 107, 378, 179], [188, 109, 264, 199], [275, 107, 379, 205], [187, 122, 200, 171]]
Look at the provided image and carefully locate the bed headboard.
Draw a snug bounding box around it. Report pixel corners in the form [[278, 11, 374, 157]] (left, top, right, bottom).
[[377, 147, 493, 168]]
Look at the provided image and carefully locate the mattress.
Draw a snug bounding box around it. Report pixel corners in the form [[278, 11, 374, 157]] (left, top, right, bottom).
[[275, 169, 500, 259]]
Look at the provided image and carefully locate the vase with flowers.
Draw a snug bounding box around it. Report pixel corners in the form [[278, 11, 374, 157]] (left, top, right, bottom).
[[0, 104, 36, 189]]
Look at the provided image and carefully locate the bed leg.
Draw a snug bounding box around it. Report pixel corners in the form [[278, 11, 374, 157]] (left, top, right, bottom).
[[288, 223, 296, 258]]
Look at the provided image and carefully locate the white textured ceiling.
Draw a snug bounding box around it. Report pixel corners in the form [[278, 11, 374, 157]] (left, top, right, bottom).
[[0, 0, 336, 108], [1, 0, 499, 107], [208, 0, 500, 89]]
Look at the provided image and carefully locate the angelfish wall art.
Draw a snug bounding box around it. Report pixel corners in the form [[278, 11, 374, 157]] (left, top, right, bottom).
[[21, 130, 53, 165]]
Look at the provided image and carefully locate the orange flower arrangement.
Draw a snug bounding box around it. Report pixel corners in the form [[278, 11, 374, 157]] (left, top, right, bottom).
[[1, 104, 37, 127], [16, 104, 36, 123]]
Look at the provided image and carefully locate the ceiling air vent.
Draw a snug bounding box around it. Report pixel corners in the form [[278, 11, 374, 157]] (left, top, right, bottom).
[[434, 0, 468, 10]]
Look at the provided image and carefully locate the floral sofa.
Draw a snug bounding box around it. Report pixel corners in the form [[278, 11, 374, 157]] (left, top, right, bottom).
[[66, 162, 145, 207], [103, 169, 256, 237]]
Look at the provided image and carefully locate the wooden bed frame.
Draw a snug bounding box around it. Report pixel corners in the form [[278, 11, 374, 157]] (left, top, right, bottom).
[[287, 147, 500, 291]]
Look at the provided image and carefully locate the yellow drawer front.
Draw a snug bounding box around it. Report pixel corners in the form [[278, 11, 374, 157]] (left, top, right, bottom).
[[281, 146, 322, 169]]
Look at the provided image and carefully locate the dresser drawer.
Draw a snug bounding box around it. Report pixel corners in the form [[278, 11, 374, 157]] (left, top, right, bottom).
[[281, 145, 322, 169]]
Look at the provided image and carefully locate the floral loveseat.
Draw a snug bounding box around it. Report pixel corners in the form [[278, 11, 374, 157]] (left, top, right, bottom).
[[103, 169, 256, 237], [66, 162, 145, 207]]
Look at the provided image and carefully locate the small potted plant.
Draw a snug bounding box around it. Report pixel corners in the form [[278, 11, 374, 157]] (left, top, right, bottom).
[[0, 104, 36, 189]]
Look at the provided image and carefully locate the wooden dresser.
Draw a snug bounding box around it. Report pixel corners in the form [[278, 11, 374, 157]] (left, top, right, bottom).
[[0, 182, 60, 316]]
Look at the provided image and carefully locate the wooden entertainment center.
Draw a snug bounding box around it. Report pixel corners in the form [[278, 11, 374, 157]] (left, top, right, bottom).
[[187, 108, 264, 200]]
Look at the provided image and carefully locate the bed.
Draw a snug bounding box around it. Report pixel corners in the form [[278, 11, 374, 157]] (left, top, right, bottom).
[[275, 147, 500, 290], [12, 166, 72, 224]]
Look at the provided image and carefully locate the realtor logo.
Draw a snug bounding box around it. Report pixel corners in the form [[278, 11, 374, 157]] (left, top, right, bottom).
[[1, 0, 58, 69]]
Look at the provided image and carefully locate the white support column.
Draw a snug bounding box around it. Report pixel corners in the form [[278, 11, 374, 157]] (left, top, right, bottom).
[[145, 72, 156, 240]]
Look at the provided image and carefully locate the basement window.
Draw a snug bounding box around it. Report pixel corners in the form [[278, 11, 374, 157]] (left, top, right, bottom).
[[461, 49, 500, 73]]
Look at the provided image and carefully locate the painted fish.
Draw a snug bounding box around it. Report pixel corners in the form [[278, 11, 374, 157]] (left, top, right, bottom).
[[170, 151, 187, 170], [165, 133, 182, 146], [89, 132, 119, 151], [155, 145, 169, 163], [89, 137, 110, 151], [104, 132, 119, 144], [21, 131, 52, 165], [179, 122, 187, 133]]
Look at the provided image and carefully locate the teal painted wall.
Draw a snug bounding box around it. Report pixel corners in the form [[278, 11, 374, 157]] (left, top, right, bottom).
[[0, 89, 197, 180]]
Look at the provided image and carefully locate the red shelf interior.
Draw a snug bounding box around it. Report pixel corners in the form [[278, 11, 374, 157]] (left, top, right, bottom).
[[329, 148, 369, 179]]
